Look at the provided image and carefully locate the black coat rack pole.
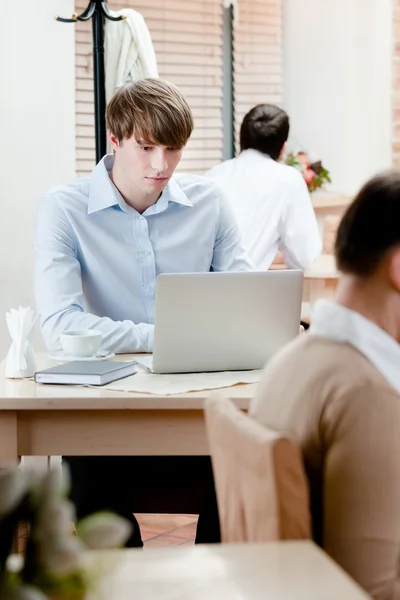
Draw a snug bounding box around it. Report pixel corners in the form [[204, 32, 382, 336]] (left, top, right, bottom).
[[55, 1, 125, 163]]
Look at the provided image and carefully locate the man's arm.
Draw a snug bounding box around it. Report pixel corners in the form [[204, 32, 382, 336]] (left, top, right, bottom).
[[211, 188, 254, 272], [322, 384, 400, 599], [278, 172, 322, 270], [34, 195, 154, 354]]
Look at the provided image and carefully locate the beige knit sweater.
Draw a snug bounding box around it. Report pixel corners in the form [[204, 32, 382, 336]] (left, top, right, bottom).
[[250, 334, 400, 600]]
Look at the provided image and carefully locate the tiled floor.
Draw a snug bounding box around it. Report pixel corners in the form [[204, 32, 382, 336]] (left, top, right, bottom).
[[136, 513, 198, 548], [18, 514, 197, 553]]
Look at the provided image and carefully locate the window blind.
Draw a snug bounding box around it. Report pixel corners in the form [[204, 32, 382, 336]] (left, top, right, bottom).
[[233, 0, 283, 152]]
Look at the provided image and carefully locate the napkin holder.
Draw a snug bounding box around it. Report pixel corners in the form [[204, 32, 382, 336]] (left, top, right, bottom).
[[5, 307, 37, 379]]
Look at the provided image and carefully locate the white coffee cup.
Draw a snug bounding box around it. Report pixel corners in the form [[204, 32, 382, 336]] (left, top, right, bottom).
[[59, 329, 103, 357]]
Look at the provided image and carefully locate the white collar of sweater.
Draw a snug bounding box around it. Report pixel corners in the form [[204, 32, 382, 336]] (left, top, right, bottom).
[[310, 299, 400, 394]]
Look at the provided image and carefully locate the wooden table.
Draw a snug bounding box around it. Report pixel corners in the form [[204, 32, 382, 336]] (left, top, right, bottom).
[[0, 354, 256, 462], [311, 191, 351, 217], [85, 541, 369, 599]]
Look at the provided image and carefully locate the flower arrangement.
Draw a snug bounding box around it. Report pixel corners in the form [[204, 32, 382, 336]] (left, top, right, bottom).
[[285, 151, 331, 193], [0, 466, 131, 600]]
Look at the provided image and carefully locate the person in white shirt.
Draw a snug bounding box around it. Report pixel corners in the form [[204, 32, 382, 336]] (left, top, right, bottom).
[[205, 104, 322, 270]]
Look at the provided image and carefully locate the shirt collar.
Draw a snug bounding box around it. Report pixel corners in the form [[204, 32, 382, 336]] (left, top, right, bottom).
[[164, 176, 193, 207], [239, 149, 273, 162], [88, 155, 193, 214], [88, 155, 122, 214], [310, 299, 400, 393]]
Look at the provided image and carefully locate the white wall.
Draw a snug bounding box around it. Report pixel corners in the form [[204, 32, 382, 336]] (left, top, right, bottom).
[[0, 0, 76, 359], [283, 0, 393, 196]]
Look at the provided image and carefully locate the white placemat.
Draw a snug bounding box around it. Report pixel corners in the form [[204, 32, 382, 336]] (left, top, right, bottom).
[[100, 367, 263, 395]]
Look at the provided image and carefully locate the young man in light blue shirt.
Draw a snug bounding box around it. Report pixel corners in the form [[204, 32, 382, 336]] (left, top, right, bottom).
[[34, 78, 252, 546], [35, 79, 251, 355]]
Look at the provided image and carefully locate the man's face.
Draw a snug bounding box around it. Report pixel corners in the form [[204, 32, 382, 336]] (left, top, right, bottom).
[[110, 132, 184, 197]]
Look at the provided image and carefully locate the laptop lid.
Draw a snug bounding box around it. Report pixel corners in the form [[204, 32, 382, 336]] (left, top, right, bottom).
[[152, 271, 303, 374]]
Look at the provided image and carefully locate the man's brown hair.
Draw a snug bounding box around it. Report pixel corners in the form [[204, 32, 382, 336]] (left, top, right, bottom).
[[106, 78, 194, 148]]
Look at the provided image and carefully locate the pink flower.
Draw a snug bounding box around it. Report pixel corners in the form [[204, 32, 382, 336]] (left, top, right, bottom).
[[297, 152, 310, 169], [303, 168, 316, 185]]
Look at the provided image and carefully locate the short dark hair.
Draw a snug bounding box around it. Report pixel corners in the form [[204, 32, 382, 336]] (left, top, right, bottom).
[[335, 171, 400, 277], [239, 104, 290, 160]]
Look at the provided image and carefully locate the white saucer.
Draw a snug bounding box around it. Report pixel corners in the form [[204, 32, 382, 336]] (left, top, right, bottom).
[[48, 351, 115, 363]]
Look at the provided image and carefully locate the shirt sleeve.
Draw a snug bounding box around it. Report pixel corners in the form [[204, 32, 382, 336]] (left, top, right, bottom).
[[34, 195, 154, 354], [278, 172, 322, 270], [321, 383, 400, 599], [211, 186, 255, 272]]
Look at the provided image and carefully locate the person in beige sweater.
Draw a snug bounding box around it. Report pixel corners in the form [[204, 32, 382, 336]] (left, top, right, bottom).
[[250, 171, 400, 600]]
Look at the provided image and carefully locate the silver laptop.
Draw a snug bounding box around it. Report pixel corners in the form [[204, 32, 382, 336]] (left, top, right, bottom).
[[139, 271, 303, 374]]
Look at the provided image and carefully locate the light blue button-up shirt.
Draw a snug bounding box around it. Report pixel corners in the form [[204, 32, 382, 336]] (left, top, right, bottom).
[[34, 155, 253, 353]]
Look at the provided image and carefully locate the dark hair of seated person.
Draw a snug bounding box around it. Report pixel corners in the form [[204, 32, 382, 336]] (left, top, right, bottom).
[[239, 104, 290, 161], [335, 171, 400, 277]]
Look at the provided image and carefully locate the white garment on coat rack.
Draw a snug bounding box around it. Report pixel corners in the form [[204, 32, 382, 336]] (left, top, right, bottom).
[[105, 8, 159, 104]]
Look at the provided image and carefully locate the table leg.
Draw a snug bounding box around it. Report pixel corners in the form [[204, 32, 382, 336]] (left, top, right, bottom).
[[308, 279, 326, 305], [0, 412, 19, 552], [0, 411, 18, 465]]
